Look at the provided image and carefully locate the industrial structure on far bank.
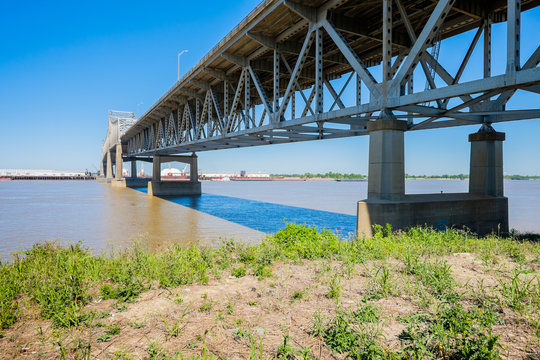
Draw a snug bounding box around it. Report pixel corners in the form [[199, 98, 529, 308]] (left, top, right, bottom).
[[101, 0, 540, 236]]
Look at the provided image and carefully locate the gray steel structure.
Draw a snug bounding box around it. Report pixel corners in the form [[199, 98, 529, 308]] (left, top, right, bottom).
[[117, 0, 540, 156], [102, 0, 540, 235], [101, 110, 136, 179]]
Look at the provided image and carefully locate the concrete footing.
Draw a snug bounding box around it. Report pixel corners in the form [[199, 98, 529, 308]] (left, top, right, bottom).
[[111, 178, 150, 188], [148, 181, 201, 196], [357, 193, 508, 237]]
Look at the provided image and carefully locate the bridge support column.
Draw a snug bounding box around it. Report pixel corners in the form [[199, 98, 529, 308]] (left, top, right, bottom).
[[357, 121, 508, 238], [106, 150, 113, 180], [131, 160, 137, 179], [115, 144, 123, 180], [100, 159, 105, 178], [111, 144, 130, 187], [469, 124, 505, 197], [366, 119, 407, 201], [152, 154, 161, 182], [148, 153, 201, 197]]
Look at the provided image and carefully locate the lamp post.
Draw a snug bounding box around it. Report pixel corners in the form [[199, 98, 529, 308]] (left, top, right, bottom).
[[178, 50, 188, 81]]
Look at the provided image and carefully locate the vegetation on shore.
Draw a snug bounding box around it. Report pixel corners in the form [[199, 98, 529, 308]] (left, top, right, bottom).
[[271, 172, 540, 180], [0, 225, 539, 359], [271, 172, 367, 179]]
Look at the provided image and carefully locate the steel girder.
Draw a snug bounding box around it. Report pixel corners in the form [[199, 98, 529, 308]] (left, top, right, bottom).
[[120, 0, 540, 157]]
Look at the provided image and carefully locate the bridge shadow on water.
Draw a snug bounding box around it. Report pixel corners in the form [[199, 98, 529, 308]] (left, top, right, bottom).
[[132, 187, 356, 238]]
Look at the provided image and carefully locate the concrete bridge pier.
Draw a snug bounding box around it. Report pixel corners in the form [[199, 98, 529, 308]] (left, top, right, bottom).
[[131, 160, 137, 179], [110, 156, 152, 188], [115, 144, 123, 180], [106, 150, 113, 181], [357, 119, 508, 237], [99, 159, 105, 178], [148, 153, 201, 196]]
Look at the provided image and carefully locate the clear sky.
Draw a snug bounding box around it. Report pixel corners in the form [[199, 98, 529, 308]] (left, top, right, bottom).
[[1, 1, 539, 175]]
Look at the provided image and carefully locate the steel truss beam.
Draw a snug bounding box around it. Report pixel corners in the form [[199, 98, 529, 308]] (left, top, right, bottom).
[[118, 0, 540, 158]]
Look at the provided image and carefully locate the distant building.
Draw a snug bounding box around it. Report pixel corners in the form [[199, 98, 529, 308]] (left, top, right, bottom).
[[0, 169, 87, 177]]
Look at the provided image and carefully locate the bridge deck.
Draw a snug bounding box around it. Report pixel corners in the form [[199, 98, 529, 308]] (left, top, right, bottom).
[[120, 0, 540, 156]]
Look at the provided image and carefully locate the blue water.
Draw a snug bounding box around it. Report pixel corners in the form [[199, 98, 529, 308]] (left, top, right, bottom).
[[134, 187, 357, 237]]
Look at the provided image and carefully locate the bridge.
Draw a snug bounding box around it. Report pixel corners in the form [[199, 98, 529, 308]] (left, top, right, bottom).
[[101, 0, 540, 236]]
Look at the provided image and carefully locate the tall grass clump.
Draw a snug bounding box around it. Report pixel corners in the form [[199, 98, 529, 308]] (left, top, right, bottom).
[[0, 264, 20, 329], [264, 223, 341, 259], [19, 243, 103, 327]]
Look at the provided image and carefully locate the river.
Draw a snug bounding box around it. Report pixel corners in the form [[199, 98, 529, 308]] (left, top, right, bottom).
[[0, 180, 539, 259]]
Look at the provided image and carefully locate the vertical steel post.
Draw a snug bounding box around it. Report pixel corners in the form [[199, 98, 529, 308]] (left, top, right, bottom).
[[196, 98, 200, 135], [356, 74, 361, 106], [507, 0, 521, 76], [273, 49, 280, 112], [224, 79, 229, 126], [315, 27, 324, 114], [245, 69, 251, 128], [407, 75, 414, 125], [382, 0, 392, 83], [484, 15, 492, 78], [291, 92, 296, 119]]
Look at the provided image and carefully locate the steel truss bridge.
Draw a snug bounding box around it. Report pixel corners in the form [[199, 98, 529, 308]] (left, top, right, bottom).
[[112, 0, 540, 157]]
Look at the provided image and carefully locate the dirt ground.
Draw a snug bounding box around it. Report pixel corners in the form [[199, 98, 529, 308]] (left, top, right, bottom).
[[1, 253, 539, 359]]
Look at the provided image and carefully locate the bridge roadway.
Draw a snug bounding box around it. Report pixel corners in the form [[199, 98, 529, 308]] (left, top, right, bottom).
[[101, 0, 540, 236]]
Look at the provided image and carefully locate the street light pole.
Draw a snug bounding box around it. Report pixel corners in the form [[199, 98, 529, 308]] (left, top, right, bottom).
[[178, 50, 188, 81]]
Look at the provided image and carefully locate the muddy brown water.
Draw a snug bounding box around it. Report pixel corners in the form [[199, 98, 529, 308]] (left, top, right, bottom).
[[0, 179, 539, 259]]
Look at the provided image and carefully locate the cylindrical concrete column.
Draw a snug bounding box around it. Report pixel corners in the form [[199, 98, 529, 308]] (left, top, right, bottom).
[[190, 153, 198, 182], [106, 151, 113, 179], [469, 125, 505, 197], [131, 160, 137, 179], [152, 155, 161, 182], [366, 119, 407, 200], [115, 144, 123, 179], [100, 158, 105, 178]]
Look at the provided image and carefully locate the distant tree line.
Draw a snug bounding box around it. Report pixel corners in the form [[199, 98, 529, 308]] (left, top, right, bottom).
[[505, 174, 540, 180], [271, 172, 367, 179], [271, 173, 540, 180], [405, 174, 468, 180]]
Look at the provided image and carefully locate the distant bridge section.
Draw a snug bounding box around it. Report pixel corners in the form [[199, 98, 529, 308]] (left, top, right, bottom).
[[103, 0, 540, 236], [100, 110, 136, 179]]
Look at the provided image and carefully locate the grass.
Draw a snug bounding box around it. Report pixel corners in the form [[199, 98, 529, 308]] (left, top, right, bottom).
[[0, 223, 539, 358], [398, 302, 503, 359]]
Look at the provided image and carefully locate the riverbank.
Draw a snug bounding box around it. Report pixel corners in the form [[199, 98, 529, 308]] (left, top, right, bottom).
[[1, 225, 539, 359]]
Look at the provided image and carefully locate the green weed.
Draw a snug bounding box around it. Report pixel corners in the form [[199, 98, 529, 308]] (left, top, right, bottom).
[[275, 334, 311, 359], [399, 302, 503, 359], [353, 303, 380, 324], [368, 265, 396, 299], [96, 323, 120, 343], [253, 264, 272, 279], [327, 275, 341, 299], [291, 290, 305, 302], [498, 268, 538, 310], [231, 266, 246, 278]]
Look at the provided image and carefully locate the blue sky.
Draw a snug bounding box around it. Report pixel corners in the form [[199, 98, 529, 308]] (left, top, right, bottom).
[[1, 1, 539, 175]]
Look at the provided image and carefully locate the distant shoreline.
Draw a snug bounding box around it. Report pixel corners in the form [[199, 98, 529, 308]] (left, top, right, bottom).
[[2, 176, 540, 182]]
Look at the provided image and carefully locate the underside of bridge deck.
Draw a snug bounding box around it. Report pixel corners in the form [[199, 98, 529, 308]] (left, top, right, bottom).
[[100, 0, 540, 236]]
